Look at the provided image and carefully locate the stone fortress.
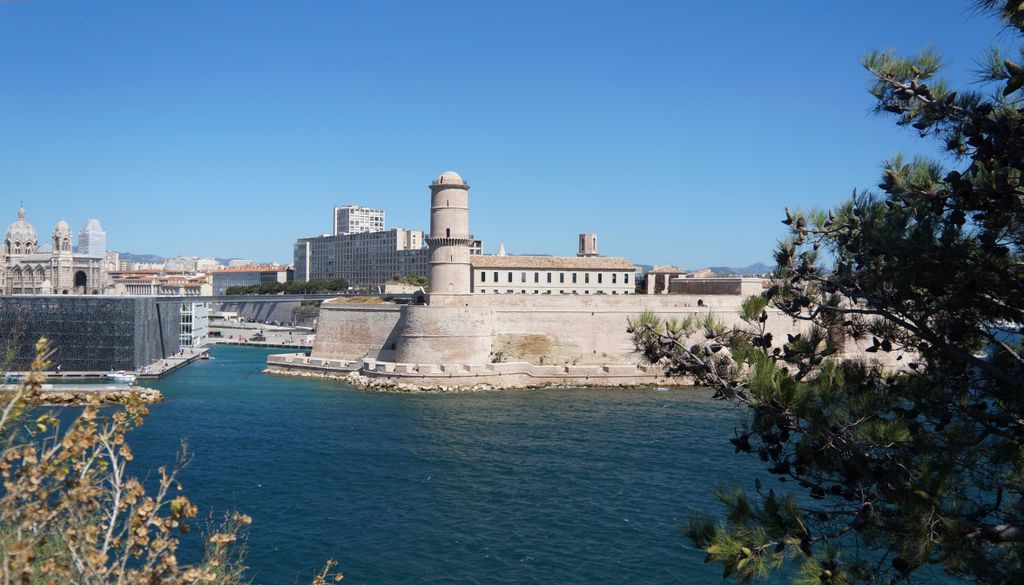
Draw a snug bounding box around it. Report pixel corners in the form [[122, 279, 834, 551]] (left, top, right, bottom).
[[266, 171, 824, 389], [1, 207, 107, 295]]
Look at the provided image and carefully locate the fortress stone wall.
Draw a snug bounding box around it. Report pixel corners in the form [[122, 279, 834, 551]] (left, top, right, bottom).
[[267, 171, 892, 390], [290, 293, 810, 385], [311, 302, 403, 361]]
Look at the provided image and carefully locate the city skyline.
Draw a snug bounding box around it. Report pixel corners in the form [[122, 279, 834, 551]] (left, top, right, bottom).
[[0, 1, 1006, 266]]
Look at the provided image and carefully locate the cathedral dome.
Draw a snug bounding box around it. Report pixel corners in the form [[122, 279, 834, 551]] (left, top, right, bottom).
[[5, 207, 37, 245], [54, 220, 71, 234]]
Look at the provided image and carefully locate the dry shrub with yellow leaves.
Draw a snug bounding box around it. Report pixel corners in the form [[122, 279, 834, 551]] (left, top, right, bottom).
[[0, 339, 343, 584]]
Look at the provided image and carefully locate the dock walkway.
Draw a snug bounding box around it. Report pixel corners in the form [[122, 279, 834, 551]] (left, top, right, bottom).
[[4, 348, 209, 382]]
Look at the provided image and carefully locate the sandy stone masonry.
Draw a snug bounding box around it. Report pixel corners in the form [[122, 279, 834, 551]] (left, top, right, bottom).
[[268, 170, 894, 390]]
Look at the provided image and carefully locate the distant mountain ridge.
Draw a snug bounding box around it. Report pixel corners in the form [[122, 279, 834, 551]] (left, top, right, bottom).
[[707, 262, 773, 276], [114, 252, 238, 265], [115, 252, 165, 263]]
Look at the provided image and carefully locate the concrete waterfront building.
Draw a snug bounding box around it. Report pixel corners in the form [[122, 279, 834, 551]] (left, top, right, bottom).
[[427, 171, 474, 296], [77, 219, 107, 256], [179, 301, 209, 348], [333, 205, 385, 236], [1, 207, 107, 295], [0, 296, 182, 371]]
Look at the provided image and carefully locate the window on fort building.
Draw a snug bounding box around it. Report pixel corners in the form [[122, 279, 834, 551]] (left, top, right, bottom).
[[624, 273, 630, 283], [598, 273, 603, 284], [612, 273, 617, 284], [446, 228, 450, 237], [546, 273, 552, 283], [534, 272, 539, 283], [572, 273, 577, 283], [507, 289, 514, 294], [560, 290, 564, 294], [493, 271, 498, 281], [481, 272, 486, 282], [584, 273, 590, 284], [521, 289, 526, 293], [508, 272, 513, 283], [559, 273, 564, 283], [521, 272, 526, 283], [533, 290, 538, 294]]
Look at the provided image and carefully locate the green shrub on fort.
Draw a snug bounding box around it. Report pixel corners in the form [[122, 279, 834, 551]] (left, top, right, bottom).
[[389, 274, 428, 287], [226, 278, 349, 295], [632, 2, 1024, 583]]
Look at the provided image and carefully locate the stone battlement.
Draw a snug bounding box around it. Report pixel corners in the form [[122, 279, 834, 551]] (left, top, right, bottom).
[[265, 353, 686, 390]]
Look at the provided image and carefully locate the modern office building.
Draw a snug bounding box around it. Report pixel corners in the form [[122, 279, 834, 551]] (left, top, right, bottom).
[[333, 205, 385, 236]]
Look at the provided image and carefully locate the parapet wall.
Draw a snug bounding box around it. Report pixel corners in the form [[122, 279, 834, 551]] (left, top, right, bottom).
[[311, 302, 403, 361], [309, 293, 807, 368], [266, 354, 684, 389]]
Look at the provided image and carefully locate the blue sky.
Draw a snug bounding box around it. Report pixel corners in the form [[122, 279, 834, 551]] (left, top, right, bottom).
[[0, 1, 1007, 267]]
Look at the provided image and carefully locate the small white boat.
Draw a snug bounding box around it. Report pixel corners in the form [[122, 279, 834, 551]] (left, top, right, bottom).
[[106, 371, 137, 384], [3, 373, 25, 383]]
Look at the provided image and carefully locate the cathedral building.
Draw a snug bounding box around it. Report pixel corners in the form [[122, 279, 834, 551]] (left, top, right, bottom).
[[1, 207, 107, 295]]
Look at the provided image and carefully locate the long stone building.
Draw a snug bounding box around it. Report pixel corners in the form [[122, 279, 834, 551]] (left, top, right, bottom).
[[1, 207, 107, 295]]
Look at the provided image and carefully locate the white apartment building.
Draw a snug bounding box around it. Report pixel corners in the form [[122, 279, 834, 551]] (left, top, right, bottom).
[[294, 228, 431, 286], [333, 205, 385, 236]]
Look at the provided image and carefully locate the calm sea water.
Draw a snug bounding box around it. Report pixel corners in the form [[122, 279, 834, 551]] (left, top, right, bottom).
[[116, 346, 920, 584]]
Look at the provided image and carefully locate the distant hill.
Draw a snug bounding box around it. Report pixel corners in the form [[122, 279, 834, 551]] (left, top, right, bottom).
[[115, 253, 255, 266], [115, 252, 166, 263], [708, 262, 773, 276]]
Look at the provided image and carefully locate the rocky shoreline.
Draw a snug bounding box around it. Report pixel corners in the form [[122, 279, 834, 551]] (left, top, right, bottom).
[[1, 386, 165, 405], [264, 366, 693, 393]]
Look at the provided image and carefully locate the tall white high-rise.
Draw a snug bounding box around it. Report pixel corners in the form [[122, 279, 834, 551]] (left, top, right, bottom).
[[333, 205, 385, 236], [77, 219, 106, 256]]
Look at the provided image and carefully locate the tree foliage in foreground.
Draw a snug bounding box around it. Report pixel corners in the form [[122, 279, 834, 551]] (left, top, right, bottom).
[[0, 339, 344, 584], [632, 3, 1024, 583]]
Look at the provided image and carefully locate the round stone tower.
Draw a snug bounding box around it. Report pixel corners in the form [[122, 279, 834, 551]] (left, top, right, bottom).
[[427, 171, 472, 296]]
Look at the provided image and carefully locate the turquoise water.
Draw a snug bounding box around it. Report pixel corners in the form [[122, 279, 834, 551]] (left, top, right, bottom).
[[128, 346, 772, 584]]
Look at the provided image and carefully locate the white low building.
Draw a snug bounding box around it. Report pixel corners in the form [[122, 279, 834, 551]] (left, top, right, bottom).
[[470, 255, 637, 295]]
